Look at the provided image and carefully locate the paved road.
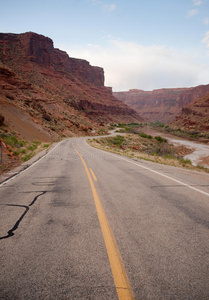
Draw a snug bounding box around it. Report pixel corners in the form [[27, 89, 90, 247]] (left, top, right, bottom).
[[0, 137, 209, 299]]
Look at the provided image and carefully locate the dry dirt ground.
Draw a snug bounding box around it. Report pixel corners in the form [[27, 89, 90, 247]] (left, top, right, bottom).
[[0, 100, 54, 173], [0, 100, 53, 142]]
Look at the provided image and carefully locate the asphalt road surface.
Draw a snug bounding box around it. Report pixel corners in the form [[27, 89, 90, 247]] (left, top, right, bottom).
[[0, 137, 209, 299]]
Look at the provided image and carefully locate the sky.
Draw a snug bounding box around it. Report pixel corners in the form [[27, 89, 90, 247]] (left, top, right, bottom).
[[1, 0, 209, 91]]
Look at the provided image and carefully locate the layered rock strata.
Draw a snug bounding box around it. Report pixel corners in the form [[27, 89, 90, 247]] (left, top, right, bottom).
[[0, 32, 143, 140]]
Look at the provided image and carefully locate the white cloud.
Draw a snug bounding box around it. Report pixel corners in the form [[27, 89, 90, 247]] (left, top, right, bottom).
[[193, 0, 202, 6], [102, 3, 116, 12], [187, 9, 199, 18], [203, 17, 209, 25], [91, 0, 116, 12], [66, 39, 209, 91], [202, 31, 209, 49]]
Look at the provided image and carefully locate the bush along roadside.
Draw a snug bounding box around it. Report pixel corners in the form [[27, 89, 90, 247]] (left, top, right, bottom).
[[87, 132, 209, 173], [0, 132, 50, 173]]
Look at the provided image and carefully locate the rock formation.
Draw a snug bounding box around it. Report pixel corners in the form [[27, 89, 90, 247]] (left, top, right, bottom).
[[170, 92, 209, 133], [114, 85, 209, 123], [0, 32, 143, 141]]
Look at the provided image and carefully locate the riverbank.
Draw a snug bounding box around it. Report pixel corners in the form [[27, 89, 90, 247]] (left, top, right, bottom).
[[141, 127, 209, 168]]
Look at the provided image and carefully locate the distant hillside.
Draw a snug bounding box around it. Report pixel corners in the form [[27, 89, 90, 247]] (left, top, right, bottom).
[[170, 92, 209, 133], [114, 85, 209, 123], [0, 32, 143, 141]]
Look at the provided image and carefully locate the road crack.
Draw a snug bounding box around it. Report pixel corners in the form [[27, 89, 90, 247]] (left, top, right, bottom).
[[0, 191, 46, 240]]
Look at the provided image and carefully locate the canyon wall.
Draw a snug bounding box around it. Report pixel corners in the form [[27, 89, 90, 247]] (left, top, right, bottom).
[[170, 92, 209, 132], [114, 85, 209, 123], [0, 32, 143, 140]]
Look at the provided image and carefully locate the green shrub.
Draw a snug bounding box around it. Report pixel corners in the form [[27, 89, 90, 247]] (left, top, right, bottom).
[[164, 154, 175, 159], [155, 136, 167, 143], [21, 152, 34, 162], [19, 140, 26, 147], [179, 158, 192, 165], [13, 150, 20, 156], [128, 122, 140, 126], [107, 135, 125, 147], [139, 132, 153, 139], [1, 135, 18, 147], [28, 144, 37, 151]]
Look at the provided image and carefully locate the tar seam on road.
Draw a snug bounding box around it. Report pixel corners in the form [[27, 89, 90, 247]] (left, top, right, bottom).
[[73, 144, 135, 300], [0, 191, 46, 240]]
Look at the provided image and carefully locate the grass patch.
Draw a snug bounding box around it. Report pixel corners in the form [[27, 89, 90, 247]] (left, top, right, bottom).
[[106, 135, 125, 147], [0, 130, 51, 173], [43, 143, 50, 148], [21, 152, 34, 162]]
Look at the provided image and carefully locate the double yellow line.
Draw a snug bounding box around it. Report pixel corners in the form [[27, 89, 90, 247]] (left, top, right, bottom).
[[73, 144, 135, 300]]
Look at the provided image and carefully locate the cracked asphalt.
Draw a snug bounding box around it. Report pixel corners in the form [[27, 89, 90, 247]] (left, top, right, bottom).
[[0, 137, 209, 299]]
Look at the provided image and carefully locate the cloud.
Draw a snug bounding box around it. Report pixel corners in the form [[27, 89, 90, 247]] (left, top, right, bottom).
[[66, 39, 209, 91], [102, 3, 116, 12], [91, 0, 116, 12], [202, 31, 209, 49], [193, 0, 202, 6], [203, 17, 209, 25], [187, 9, 199, 18]]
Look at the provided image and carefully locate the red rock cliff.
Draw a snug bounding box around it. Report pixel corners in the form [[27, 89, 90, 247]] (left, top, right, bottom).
[[170, 92, 209, 132], [114, 85, 209, 123], [0, 32, 143, 138], [0, 32, 104, 87]]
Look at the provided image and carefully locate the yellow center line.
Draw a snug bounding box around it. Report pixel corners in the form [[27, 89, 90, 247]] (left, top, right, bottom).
[[73, 144, 135, 300], [90, 168, 97, 181]]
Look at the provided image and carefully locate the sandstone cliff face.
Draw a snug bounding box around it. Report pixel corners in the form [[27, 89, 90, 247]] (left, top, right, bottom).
[[21, 32, 54, 66], [0, 32, 104, 87], [114, 86, 209, 124], [53, 48, 104, 87], [170, 92, 209, 132], [114, 88, 190, 123], [0, 32, 143, 140]]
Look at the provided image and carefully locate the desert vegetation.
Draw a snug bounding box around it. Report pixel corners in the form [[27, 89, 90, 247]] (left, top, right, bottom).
[[149, 122, 209, 143], [0, 126, 50, 173], [88, 124, 209, 173]]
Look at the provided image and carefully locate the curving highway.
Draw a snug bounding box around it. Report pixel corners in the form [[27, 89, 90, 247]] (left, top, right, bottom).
[[0, 137, 209, 299]]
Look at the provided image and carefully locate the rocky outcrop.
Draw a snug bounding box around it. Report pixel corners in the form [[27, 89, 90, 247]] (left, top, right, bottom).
[[114, 88, 190, 123], [114, 85, 209, 123], [0, 32, 143, 140], [53, 48, 104, 87], [0, 114, 4, 126], [170, 92, 209, 132], [0, 32, 105, 87]]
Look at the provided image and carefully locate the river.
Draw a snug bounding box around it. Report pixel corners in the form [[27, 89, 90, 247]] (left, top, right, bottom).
[[142, 128, 209, 168]]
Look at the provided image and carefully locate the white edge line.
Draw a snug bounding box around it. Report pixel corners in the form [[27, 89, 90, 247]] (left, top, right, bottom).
[[0, 141, 61, 187], [86, 139, 209, 197]]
